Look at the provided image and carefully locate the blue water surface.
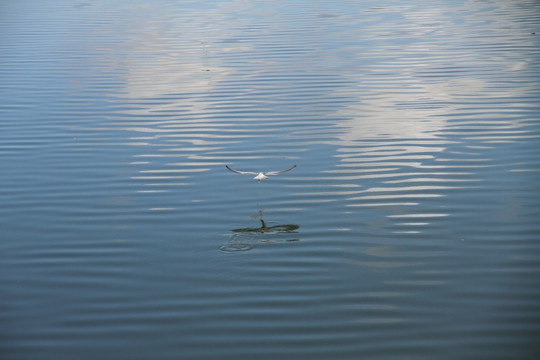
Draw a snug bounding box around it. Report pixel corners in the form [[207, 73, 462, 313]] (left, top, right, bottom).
[[1, 1, 540, 359]]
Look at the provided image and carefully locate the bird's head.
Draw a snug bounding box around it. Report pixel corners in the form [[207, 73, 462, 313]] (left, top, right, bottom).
[[254, 173, 268, 182]]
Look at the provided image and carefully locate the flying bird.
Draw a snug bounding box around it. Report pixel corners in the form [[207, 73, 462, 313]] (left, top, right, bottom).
[[226, 165, 296, 182]]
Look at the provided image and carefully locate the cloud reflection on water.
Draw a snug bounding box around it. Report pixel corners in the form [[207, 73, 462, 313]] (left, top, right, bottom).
[[95, 0, 538, 232], [316, 1, 540, 234]]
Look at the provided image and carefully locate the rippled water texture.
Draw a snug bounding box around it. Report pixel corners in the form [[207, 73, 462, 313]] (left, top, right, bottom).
[[1, 1, 540, 359]]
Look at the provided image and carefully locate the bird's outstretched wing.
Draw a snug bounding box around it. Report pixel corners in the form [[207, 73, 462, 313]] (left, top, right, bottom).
[[265, 165, 296, 176], [226, 165, 258, 175]]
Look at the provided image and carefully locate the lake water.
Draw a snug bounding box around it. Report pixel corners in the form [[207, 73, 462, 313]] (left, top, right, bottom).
[[1, 1, 540, 359]]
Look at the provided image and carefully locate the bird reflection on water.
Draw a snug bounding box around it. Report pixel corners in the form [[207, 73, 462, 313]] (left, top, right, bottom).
[[220, 209, 299, 253]]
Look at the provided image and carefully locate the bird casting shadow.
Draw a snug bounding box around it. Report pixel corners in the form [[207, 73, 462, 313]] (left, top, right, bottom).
[[232, 218, 299, 234], [220, 210, 299, 253]]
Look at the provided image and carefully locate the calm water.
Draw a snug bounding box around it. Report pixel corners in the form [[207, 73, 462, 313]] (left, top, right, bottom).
[[2, 1, 540, 359]]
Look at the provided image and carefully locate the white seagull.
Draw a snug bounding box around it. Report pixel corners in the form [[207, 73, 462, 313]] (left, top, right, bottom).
[[226, 165, 296, 182]]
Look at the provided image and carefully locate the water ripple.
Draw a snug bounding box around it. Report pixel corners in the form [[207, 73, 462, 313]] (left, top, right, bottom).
[[2, 0, 540, 359]]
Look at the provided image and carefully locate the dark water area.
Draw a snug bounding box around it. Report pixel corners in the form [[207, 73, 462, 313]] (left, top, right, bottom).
[[1, 1, 540, 359]]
